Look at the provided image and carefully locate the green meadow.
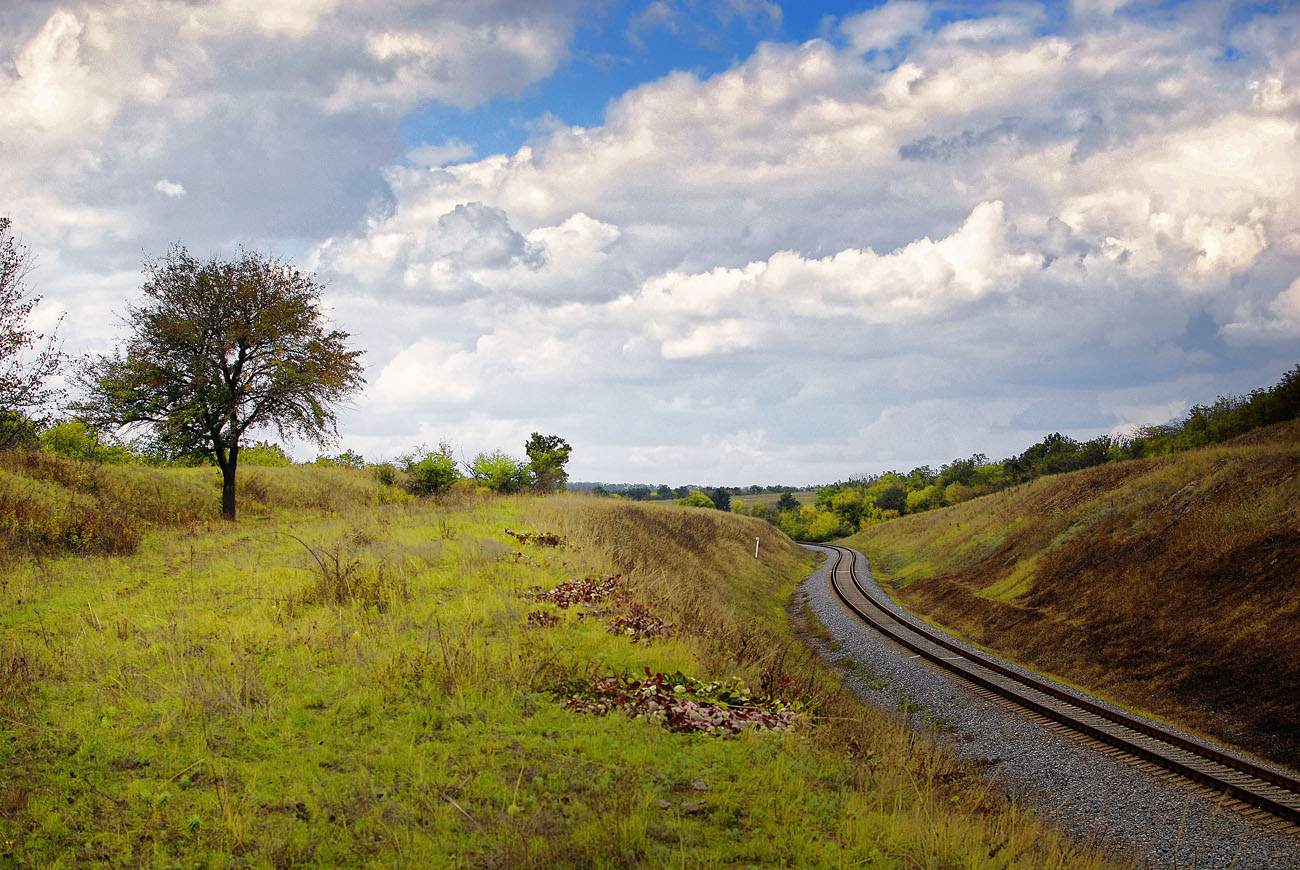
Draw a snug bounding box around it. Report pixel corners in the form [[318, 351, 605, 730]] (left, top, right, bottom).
[[0, 456, 1117, 868]]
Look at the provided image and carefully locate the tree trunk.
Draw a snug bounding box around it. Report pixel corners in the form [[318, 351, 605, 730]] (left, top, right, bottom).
[[220, 452, 238, 520]]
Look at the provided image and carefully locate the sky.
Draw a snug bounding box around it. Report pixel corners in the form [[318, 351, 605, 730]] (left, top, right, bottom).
[[3, 0, 1299, 486]]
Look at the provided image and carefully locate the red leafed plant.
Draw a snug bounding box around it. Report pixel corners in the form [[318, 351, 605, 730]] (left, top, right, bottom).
[[505, 528, 567, 547], [563, 669, 808, 738], [608, 602, 675, 641], [523, 574, 623, 609], [526, 609, 561, 628]]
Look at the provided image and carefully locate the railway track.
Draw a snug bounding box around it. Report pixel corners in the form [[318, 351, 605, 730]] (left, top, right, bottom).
[[815, 543, 1300, 827]]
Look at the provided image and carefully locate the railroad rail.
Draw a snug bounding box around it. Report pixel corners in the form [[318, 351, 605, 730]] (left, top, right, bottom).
[[814, 543, 1300, 826]]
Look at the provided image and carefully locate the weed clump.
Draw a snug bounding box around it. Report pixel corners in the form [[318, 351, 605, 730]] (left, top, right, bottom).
[[0, 641, 35, 708], [525, 609, 561, 629], [289, 530, 410, 611]]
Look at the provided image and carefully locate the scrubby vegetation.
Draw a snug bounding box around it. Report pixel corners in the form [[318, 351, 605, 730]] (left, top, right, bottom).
[[849, 418, 1300, 771], [0, 462, 1119, 867]]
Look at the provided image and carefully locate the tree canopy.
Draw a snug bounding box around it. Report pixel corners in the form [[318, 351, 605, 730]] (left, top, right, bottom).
[[76, 245, 365, 518], [0, 217, 63, 446], [524, 432, 572, 492]]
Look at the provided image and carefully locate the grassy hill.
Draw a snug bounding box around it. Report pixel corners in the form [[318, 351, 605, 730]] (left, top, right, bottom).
[[0, 453, 1115, 867], [847, 419, 1300, 771]]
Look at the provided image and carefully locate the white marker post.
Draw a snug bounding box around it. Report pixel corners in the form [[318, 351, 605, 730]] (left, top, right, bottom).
[[754, 537, 760, 559]]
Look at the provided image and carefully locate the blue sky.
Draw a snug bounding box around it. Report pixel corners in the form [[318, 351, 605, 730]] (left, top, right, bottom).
[[4, 1, 1299, 484], [400, 1, 1061, 157]]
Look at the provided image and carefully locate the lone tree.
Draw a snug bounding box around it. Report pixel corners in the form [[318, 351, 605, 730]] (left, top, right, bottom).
[[76, 245, 365, 519], [524, 432, 571, 492], [0, 217, 63, 446]]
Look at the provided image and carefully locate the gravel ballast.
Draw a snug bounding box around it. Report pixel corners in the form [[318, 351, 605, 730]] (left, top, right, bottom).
[[798, 545, 1300, 869]]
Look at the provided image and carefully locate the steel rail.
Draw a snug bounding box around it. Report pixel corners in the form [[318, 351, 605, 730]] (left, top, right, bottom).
[[814, 543, 1300, 825]]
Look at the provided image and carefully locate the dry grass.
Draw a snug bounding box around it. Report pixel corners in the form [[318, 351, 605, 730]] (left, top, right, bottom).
[[850, 419, 1300, 770]]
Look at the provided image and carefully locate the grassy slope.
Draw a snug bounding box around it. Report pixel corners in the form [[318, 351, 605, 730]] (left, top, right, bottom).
[[847, 419, 1300, 770], [0, 459, 1118, 868]]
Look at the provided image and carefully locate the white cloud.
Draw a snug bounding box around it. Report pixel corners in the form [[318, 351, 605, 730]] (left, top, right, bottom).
[[10, 0, 1300, 483], [1, 2, 580, 257], [841, 2, 929, 54], [154, 179, 186, 197], [310, 3, 1300, 482]]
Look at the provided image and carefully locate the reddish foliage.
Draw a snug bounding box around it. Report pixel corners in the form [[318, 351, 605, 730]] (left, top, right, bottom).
[[608, 602, 675, 641], [505, 528, 567, 547], [564, 669, 807, 738], [526, 610, 561, 628], [523, 574, 623, 609]]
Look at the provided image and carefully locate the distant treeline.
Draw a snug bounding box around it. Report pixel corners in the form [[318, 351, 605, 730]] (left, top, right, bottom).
[[740, 363, 1300, 541], [580, 364, 1300, 542], [568, 482, 805, 508]]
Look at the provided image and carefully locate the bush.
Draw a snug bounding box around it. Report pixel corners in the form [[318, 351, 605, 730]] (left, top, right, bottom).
[[39, 420, 135, 464], [470, 450, 528, 493], [371, 462, 399, 486], [401, 443, 461, 495], [677, 490, 715, 509], [240, 440, 293, 467], [314, 448, 366, 469]]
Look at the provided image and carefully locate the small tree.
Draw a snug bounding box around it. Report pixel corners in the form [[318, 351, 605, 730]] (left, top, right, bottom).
[[76, 245, 365, 519], [0, 217, 64, 446], [524, 432, 572, 492], [775, 490, 800, 512], [677, 490, 715, 509]]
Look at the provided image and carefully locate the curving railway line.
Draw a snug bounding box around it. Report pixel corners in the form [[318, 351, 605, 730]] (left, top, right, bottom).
[[813, 543, 1300, 828]]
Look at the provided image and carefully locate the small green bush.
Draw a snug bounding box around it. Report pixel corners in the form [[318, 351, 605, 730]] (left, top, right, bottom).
[[469, 450, 527, 493], [240, 440, 293, 467], [401, 443, 462, 495], [39, 420, 134, 464]]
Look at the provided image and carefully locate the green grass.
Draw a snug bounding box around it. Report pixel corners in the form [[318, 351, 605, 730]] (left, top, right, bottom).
[[0, 459, 1121, 868]]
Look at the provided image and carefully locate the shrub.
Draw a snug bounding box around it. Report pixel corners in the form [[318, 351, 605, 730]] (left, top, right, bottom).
[[401, 442, 461, 495], [469, 450, 528, 493], [39, 420, 134, 464], [677, 490, 715, 509], [371, 462, 399, 486], [240, 440, 293, 467]]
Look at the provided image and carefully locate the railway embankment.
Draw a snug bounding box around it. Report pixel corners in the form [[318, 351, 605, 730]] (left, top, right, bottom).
[[845, 418, 1300, 772]]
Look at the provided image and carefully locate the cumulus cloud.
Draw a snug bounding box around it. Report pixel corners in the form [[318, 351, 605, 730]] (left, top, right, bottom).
[[310, 2, 1300, 482], [2, 2, 580, 270], [841, 1, 929, 54], [10, 0, 1300, 482]]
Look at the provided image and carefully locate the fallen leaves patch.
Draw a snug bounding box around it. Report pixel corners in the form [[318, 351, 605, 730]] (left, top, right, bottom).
[[607, 602, 675, 640], [523, 574, 623, 608], [564, 668, 808, 737], [505, 528, 567, 548], [525, 610, 561, 628]]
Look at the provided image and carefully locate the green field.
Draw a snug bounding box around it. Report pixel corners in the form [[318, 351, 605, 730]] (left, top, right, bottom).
[[729, 490, 818, 511], [0, 455, 1118, 867]]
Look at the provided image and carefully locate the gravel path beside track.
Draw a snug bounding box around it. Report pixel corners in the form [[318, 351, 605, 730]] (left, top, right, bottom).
[[798, 545, 1300, 869]]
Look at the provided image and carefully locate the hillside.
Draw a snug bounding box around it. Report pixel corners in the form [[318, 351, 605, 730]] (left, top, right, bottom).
[[847, 419, 1300, 770], [0, 456, 1115, 867]]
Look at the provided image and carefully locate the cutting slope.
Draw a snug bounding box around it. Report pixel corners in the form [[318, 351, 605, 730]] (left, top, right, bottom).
[[847, 420, 1300, 770]]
